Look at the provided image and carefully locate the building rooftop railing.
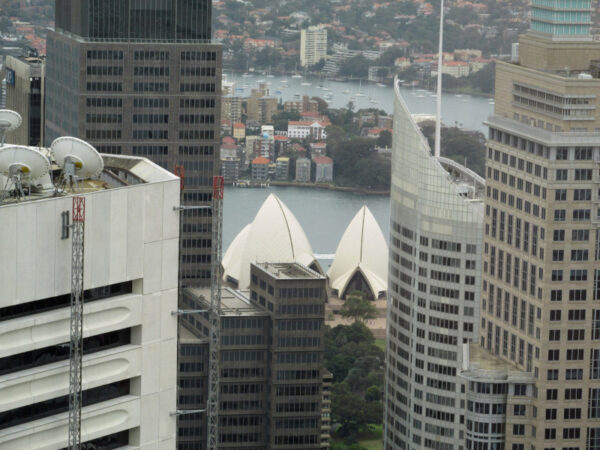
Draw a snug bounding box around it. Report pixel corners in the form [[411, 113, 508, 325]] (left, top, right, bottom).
[[485, 114, 600, 146]]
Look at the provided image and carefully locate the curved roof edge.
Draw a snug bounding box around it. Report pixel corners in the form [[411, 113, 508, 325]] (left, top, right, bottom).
[[393, 76, 486, 216], [327, 205, 388, 299], [221, 194, 320, 288]]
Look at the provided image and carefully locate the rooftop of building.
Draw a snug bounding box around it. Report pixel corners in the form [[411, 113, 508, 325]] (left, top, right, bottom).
[[393, 78, 485, 204], [253, 262, 324, 280], [0, 142, 178, 208], [252, 156, 270, 165], [461, 343, 534, 383], [6, 52, 44, 66], [184, 286, 267, 317], [313, 156, 333, 164]]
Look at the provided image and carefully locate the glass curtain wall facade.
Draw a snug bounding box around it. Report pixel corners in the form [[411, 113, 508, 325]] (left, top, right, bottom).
[[530, 0, 592, 39], [55, 0, 211, 41], [383, 79, 484, 450], [46, 0, 220, 288]]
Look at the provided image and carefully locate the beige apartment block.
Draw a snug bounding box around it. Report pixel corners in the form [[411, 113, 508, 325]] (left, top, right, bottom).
[[467, 27, 600, 450]]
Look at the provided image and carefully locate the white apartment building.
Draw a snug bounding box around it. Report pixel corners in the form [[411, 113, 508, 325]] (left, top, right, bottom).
[[432, 61, 470, 78], [287, 120, 328, 140], [0, 147, 180, 448], [300, 25, 327, 67]]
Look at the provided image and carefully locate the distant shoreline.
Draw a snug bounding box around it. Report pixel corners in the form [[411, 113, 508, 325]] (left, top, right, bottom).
[[224, 68, 493, 98], [230, 180, 390, 196]]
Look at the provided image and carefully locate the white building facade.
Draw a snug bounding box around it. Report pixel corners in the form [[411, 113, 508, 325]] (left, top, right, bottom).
[[300, 25, 327, 67], [287, 121, 328, 140], [383, 79, 484, 449], [0, 152, 180, 449]]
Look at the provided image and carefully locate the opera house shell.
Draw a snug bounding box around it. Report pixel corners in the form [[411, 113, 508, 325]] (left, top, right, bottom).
[[222, 193, 322, 288], [327, 206, 388, 300]]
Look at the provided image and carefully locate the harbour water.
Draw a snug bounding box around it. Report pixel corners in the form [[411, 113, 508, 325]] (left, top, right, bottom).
[[223, 186, 390, 269], [225, 73, 494, 133]]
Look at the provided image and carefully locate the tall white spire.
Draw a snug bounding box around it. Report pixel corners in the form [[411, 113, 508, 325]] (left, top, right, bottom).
[[434, 0, 444, 158]]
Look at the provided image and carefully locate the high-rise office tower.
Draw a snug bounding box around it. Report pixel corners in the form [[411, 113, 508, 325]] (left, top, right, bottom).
[[45, 0, 221, 287], [464, 2, 600, 448], [383, 80, 484, 449], [0, 145, 180, 448], [180, 262, 328, 449]]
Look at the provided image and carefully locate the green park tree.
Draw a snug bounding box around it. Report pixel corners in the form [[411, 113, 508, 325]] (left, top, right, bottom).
[[340, 291, 378, 323]]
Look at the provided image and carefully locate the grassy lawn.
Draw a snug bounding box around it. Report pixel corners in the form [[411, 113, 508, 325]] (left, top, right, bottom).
[[374, 338, 386, 351], [358, 424, 383, 449], [333, 424, 382, 450]]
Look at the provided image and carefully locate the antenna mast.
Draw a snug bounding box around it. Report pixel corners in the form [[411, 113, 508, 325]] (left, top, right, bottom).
[[435, 0, 444, 158], [68, 196, 85, 449], [207, 175, 224, 450]]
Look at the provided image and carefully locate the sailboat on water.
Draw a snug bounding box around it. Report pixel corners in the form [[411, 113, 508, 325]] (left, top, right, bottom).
[[356, 80, 366, 97]]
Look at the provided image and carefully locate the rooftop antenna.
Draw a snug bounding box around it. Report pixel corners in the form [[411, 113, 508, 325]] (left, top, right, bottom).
[[434, 0, 444, 158], [0, 145, 50, 202], [0, 110, 22, 147], [51, 136, 104, 191]]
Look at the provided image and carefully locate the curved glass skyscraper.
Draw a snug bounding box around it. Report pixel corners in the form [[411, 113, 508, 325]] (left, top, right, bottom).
[[384, 79, 484, 449]]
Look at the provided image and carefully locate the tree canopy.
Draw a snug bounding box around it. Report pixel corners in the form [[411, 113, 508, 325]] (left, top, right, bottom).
[[340, 292, 378, 323], [325, 321, 384, 440]]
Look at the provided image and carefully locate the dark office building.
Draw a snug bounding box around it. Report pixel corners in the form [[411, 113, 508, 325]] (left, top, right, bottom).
[[181, 262, 328, 449], [45, 0, 221, 287]]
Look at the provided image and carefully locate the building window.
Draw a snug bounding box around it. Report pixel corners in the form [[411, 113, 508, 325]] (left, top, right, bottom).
[[544, 428, 556, 439]]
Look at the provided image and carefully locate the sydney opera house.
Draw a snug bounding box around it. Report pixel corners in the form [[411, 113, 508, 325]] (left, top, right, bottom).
[[222, 193, 388, 301]]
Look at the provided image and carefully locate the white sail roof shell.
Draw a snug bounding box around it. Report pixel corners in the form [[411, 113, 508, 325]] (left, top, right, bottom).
[[222, 193, 319, 288], [327, 206, 388, 298]]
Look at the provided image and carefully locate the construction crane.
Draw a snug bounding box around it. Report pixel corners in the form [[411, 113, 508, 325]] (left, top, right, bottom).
[[207, 175, 224, 450], [171, 172, 224, 450], [68, 196, 85, 449]]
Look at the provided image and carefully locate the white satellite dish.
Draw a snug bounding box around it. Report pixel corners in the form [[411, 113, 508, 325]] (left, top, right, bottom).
[[51, 136, 104, 180], [0, 145, 50, 179], [0, 145, 51, 200], [0, 110, 22, 146]]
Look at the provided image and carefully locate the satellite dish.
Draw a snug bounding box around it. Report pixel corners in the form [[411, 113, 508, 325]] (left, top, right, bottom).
[[0, 110, 22, 146], [51, 136, 104, 180], [0, 145, 50, 201], [0, 145, 50, 180]]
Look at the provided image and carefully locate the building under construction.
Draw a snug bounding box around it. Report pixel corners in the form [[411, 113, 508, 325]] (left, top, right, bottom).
[[178, 262, 330, 449]]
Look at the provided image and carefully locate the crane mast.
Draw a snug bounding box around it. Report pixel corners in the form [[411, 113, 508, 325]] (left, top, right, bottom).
[[207, 175, 224, 450], [68, 196, 85, 449]]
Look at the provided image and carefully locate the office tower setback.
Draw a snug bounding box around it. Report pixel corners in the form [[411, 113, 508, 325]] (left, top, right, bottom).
[[179, 262, 327, 449], [383, 79, 484, 449], [4, 53, 44, 146], [300, 25, 327, 68], [45, 0, 221, 287], [0, 146, 180, 448], [464, 3, 600, 448]]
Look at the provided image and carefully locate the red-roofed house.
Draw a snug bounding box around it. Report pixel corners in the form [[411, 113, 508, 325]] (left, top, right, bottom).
[[469, 58, 493, 73], [273, 134, 289, 153], [313, 156, 334, 182], [366, 128, 392, 139], [436, 61, 470, 77], [292, 143, 307, 155], [233, 122, 246, 140], [395, 57, 411, 69], [300, 111, 321, 119], [222, 136, 236, 145], [309, 142, 327, 157], [251, 157, 270, 180]]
